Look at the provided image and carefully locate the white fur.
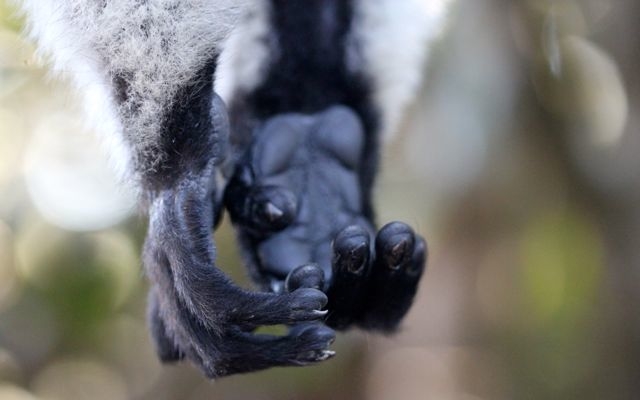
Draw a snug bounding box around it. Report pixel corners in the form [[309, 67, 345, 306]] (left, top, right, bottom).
[[351, 0, 453, 139], [215, 0, 271, 105], [15, 0, 253, 177]]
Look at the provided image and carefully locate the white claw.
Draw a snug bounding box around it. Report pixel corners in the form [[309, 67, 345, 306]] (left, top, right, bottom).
[[318, 350, 336, 360], [312, 309, 328, 317]]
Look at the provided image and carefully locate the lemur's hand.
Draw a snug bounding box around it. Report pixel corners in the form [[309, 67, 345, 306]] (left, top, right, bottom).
[[224, 106, 427, 331]]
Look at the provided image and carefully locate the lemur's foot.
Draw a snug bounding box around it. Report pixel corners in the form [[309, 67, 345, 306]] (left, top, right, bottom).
[[293, 222, 426, 331], [146, 251, 334, 377], [224, 105, 426, 331], [356, 222, 427, 332], [144, 171, 334, 378]]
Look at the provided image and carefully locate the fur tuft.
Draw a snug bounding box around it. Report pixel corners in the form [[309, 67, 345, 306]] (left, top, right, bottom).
[[350, 0, 453, 139], [215, 0, 271, 105], [15, 0, 253, 178]]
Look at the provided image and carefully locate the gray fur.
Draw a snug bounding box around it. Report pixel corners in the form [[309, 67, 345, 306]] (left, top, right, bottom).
[[15, 0, 254, 176]]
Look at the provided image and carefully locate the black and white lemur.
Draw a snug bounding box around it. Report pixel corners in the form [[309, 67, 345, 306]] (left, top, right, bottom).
[[15, 0, 452, 377]]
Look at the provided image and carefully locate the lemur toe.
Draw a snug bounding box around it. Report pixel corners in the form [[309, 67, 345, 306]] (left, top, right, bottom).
[[286, 288, 329, 320], [356, 222, 427, 332], [325, 225, 372, 329], [285, 263, 326, 292], [232, 287, 329, 328], [225, 166, 297, 234], [220, 323, 335, 372], [332, 225, 371, 275], [247, 185, 297, 231], [285, 324, 336, 365], [179, 320, 336, 377]]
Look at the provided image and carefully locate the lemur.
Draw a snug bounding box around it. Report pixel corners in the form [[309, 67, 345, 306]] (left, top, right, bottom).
[[15, 0, 452, 377]]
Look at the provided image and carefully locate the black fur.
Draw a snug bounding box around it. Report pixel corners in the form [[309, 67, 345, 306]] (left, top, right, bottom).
[[141, 60, 223, 191], [140, 0, 426, 377], [228, 0, 379, 218]]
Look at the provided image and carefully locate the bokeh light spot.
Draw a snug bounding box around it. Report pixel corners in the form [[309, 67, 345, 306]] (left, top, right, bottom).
[[519, 210, 603, 326], [23, 113, 135, 232], [33, 359, 128, 400]]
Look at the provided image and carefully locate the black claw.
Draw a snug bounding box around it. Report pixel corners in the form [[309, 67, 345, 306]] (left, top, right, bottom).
[[356, 224, 426, 332], [333, 225, 370, 275], [325, 225, 372, 330], [376, 222, 415, 270], [385, 238, 412, 269]]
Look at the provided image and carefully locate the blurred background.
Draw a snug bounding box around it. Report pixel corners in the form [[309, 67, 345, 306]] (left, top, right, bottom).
[[1, 0, 639, 399]]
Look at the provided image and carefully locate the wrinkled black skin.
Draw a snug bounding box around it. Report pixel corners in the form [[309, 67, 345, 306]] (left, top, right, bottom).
[[224, 106, 427, 331], [140, 0, 426, 378], [224, 0, 426, 331]]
